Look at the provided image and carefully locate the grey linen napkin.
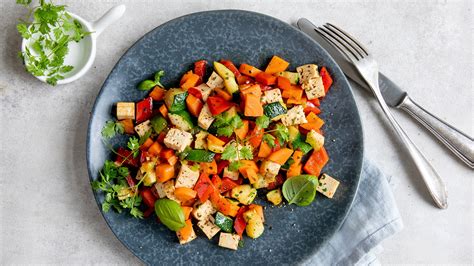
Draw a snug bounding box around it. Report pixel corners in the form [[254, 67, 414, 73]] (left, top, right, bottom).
[[305, 158, 404, 265]]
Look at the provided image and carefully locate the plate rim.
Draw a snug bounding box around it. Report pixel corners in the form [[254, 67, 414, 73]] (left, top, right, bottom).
[[86, 9, 364, 264]]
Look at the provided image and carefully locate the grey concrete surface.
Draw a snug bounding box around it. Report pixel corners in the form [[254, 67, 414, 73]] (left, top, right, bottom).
[[0, 0, 472, 264]]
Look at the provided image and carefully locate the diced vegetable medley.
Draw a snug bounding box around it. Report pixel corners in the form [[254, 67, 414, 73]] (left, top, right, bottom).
[[93, 56, 341, 250]]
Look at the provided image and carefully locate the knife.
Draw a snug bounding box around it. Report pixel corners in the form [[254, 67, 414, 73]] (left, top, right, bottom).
[[297, 18, 474, 168]]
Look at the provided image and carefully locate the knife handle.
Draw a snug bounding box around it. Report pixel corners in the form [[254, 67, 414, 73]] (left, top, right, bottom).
[[398, 96, 474, 168]]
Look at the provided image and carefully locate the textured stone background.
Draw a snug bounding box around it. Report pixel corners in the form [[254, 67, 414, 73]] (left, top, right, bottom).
[[0, 0, 472, 264]]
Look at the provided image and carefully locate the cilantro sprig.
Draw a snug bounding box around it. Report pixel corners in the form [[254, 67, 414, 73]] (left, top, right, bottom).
[[91, 160, 144, 219], [16, 0, 91, 85], [101, 120, 124, 139], [212, 112, 244, 137]]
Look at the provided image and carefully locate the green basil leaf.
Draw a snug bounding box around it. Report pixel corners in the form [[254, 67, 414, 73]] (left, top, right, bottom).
[[138, 80, 156, 91], [154, 199, 185, 231], [282, 175, 318, 206]]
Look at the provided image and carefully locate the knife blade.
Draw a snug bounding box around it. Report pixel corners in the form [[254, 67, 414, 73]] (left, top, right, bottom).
[[297, 18, 474, 168], [297, 18, 406, 107]]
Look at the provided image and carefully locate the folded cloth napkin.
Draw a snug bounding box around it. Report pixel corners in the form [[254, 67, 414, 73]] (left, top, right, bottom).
[[305, 158, 404, 266]]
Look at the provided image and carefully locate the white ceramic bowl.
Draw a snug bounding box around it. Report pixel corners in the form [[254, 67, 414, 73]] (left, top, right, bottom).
[[21, 5, 126, 85]]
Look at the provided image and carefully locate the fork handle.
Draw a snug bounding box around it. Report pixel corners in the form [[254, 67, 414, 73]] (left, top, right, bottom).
[[371, 87, 448, 208], [398, 96, 474, 168]]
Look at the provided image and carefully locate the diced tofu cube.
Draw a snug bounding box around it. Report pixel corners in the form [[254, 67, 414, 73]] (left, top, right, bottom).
[[154, 180, 180, 203], [175, 164, 200, 188], [197, 217, 221, 239], [206, 71, 225, 90], [195, 83, 214, 102], [218, 233, 240, 250], [116, 102, 135, 120], [317, 173, 340, 198], [198, 104, 215, 130], [281, 105, 308, 126], [223, 167, 239, 181], [194, 131, 208, 149], [164, 128, 193, 152], [134, 120, 151, 137], [176, 222, 197, 244], [302, 76, 325, 100], [192, 200, 216, 221], [297, 64, 319, 83], [259, 160, 281, 179], [261, 89, 283, 105]]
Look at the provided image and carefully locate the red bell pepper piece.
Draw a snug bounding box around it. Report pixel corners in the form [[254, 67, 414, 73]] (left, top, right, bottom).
[[115, 147, 139, 167], [266, 174, 285, 190], [259, 84, 274, 91], [140, 188, 157, 208], [188, 87, 203, 100], [220, 59, 241, 78], [125, 175, 136, 187], [303, 102, 321, 115], [143, 207, 155, 218], [234, 206, 249, 236], [206, 96, 233, 115], [320, 67, 333, 93], [157, 132, 167, 144], [303, 146, 329, 176], [217, 160, 229, 175], [136, 97, 153, 124], [220, 177, 239, 193], [217, 135, 232, 144], [194, 173, 214, 202], [309, 98, 320, 107], [194, 60, 207, 84]]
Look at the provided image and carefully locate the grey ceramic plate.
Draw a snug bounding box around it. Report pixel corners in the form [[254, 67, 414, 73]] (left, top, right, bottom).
[[87, 10, 363, 265]]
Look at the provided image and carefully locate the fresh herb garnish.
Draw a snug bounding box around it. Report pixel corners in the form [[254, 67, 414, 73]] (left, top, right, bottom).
[[91, 160, 144, 218], [127, 136, 140, 157], [274, 123, 290, 145], [282, 175, 318, 206], [262, 134, 276, 148], [101, 120, 124, 139], [138, 70, 165, 91], [154, 199, 186, 231], [213, 112, 244, 137], [221, 142, 253, 161], [16, 0, 91, 85], [255, 115, 270, 129], [228, 161, 243, 171]]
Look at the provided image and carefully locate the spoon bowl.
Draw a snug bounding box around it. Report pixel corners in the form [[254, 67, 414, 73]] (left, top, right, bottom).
[[21, 5, 126, 85]]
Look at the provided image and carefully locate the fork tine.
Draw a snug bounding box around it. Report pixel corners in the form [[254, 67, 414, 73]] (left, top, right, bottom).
[[314, 27, 357, 62], [326, 23, 369, 56], [322, 24, 365, 60], [316, 26, 361, 62]]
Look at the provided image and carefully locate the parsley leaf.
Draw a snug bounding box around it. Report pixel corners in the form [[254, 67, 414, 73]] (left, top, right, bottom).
[[213, 112, 243, 137], [92, 160, 143, 219], [101, 120, 124, 139], [274, 123, 290, 145], [221, 144, 238, 161], [127, 137, 140, 157], [262, 134, 276, 148], [16, 0, 91, 85], [221, 142, 253, 161], [255, 115, 270, 129], [239, 146, 253, 160], [228, 161, 243, 172]]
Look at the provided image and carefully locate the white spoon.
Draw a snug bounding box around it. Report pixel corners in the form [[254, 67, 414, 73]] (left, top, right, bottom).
[[21, 4, 126, 85]]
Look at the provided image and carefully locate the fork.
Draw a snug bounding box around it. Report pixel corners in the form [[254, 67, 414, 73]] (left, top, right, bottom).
[[315, 23, 448, 209]]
